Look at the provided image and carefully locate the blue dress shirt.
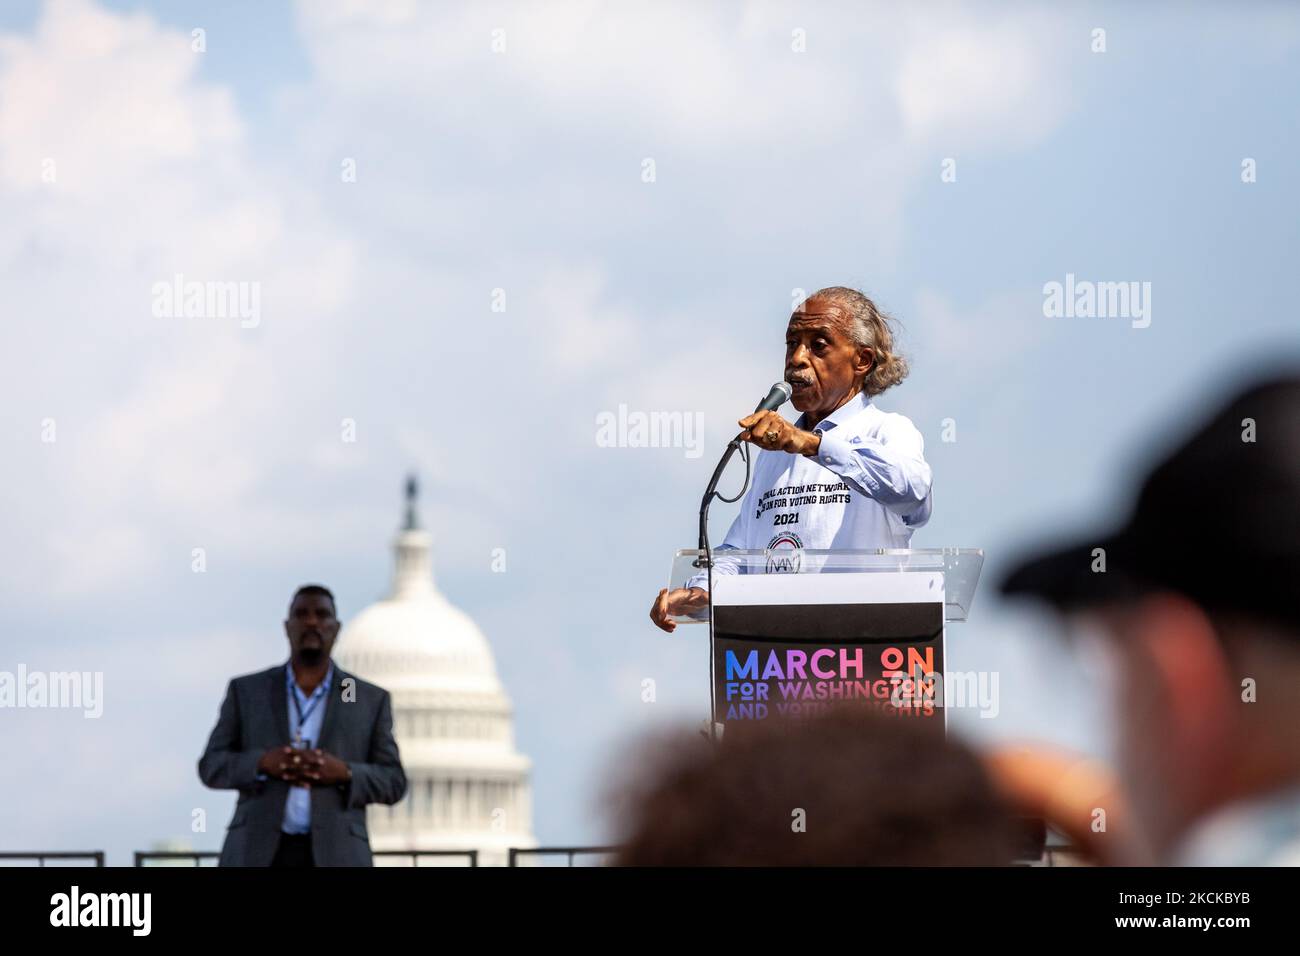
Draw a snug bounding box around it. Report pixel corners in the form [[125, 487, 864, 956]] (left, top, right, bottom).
[[281, 661, 333, 834]]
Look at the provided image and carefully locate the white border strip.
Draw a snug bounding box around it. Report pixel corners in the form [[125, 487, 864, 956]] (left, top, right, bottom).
[[713, 571, 944, 606]]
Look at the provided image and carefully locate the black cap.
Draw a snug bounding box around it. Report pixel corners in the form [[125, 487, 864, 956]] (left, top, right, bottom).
[[1001, 373, 1300, 629]]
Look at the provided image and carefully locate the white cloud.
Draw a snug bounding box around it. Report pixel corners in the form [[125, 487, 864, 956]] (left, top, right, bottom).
[[0, 0, 242, 194], [292, 1, 1071, 156], [0, 0, 361, 601], [896, 12, 1070, 149]]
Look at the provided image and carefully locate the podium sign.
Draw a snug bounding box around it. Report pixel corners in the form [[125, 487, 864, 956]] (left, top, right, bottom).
[[667, 549, 982, 730], [712, 571, 944, 726]]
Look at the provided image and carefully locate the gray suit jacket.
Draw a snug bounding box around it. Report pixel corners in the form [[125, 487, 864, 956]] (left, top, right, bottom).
[[198, 662, 407, 866]]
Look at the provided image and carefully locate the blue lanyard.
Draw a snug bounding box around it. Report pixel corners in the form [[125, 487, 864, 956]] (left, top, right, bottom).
[[290, 678, 327, 745]]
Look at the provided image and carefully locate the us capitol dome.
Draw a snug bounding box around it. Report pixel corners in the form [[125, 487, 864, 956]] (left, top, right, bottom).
[[333, 477, 535, 866]]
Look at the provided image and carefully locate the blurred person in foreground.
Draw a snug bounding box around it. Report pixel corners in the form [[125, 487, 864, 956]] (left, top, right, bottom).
[[198, 584, 407, 867], [607, 705, 1028, 866], [981, 744, 1136, 866], [1002, 372, 1300, 866]]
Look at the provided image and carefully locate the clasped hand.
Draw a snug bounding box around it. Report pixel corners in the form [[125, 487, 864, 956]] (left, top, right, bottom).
[[258, 745, 350, 787]]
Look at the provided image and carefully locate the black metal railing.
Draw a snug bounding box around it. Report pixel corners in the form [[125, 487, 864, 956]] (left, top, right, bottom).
[[508, 846, 616, 867], [373, 849, 478, 867], [0, 852, 105, 867], [134, 851, 218, 867], [133, 849, 479, 866], [18, 843, 1073, 867]]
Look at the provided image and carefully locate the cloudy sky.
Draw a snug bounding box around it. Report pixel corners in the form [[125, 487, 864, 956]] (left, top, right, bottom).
[[2, 0, 1298, 863]]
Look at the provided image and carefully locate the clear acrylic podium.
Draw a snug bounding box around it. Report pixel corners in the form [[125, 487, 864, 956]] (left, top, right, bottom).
[[667, 548, 984, 622], [665, 548, 984, 729]]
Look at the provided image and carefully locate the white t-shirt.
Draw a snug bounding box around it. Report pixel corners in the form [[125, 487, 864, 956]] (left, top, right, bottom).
[[689, 390, 932, 590]]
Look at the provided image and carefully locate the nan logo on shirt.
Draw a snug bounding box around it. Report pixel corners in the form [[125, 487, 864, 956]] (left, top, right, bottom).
[[765, 531, 804, 573]]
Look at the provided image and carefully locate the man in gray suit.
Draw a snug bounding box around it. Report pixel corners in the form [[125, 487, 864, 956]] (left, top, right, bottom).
[[199, 584, 407, 866]]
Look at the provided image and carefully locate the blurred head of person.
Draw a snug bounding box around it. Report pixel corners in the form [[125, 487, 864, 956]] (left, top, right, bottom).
[[606, 704, 1027, 866], [1003, 372, 1300, 864]]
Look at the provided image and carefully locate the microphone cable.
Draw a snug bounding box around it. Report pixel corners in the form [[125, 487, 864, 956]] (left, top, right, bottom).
[[695, 381, 790, 742], [703, 437, 749, 744]]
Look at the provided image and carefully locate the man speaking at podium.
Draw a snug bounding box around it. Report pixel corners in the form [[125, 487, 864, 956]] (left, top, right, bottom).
[[651, 287, 933, 632]]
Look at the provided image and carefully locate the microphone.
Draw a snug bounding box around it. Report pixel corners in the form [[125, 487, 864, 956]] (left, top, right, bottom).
[[753, 381, 793, 414], [695, 382, 795, 564]]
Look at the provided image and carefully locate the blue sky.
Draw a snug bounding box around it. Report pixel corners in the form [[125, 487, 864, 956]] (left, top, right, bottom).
[[2, 0, 1298, 863]]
